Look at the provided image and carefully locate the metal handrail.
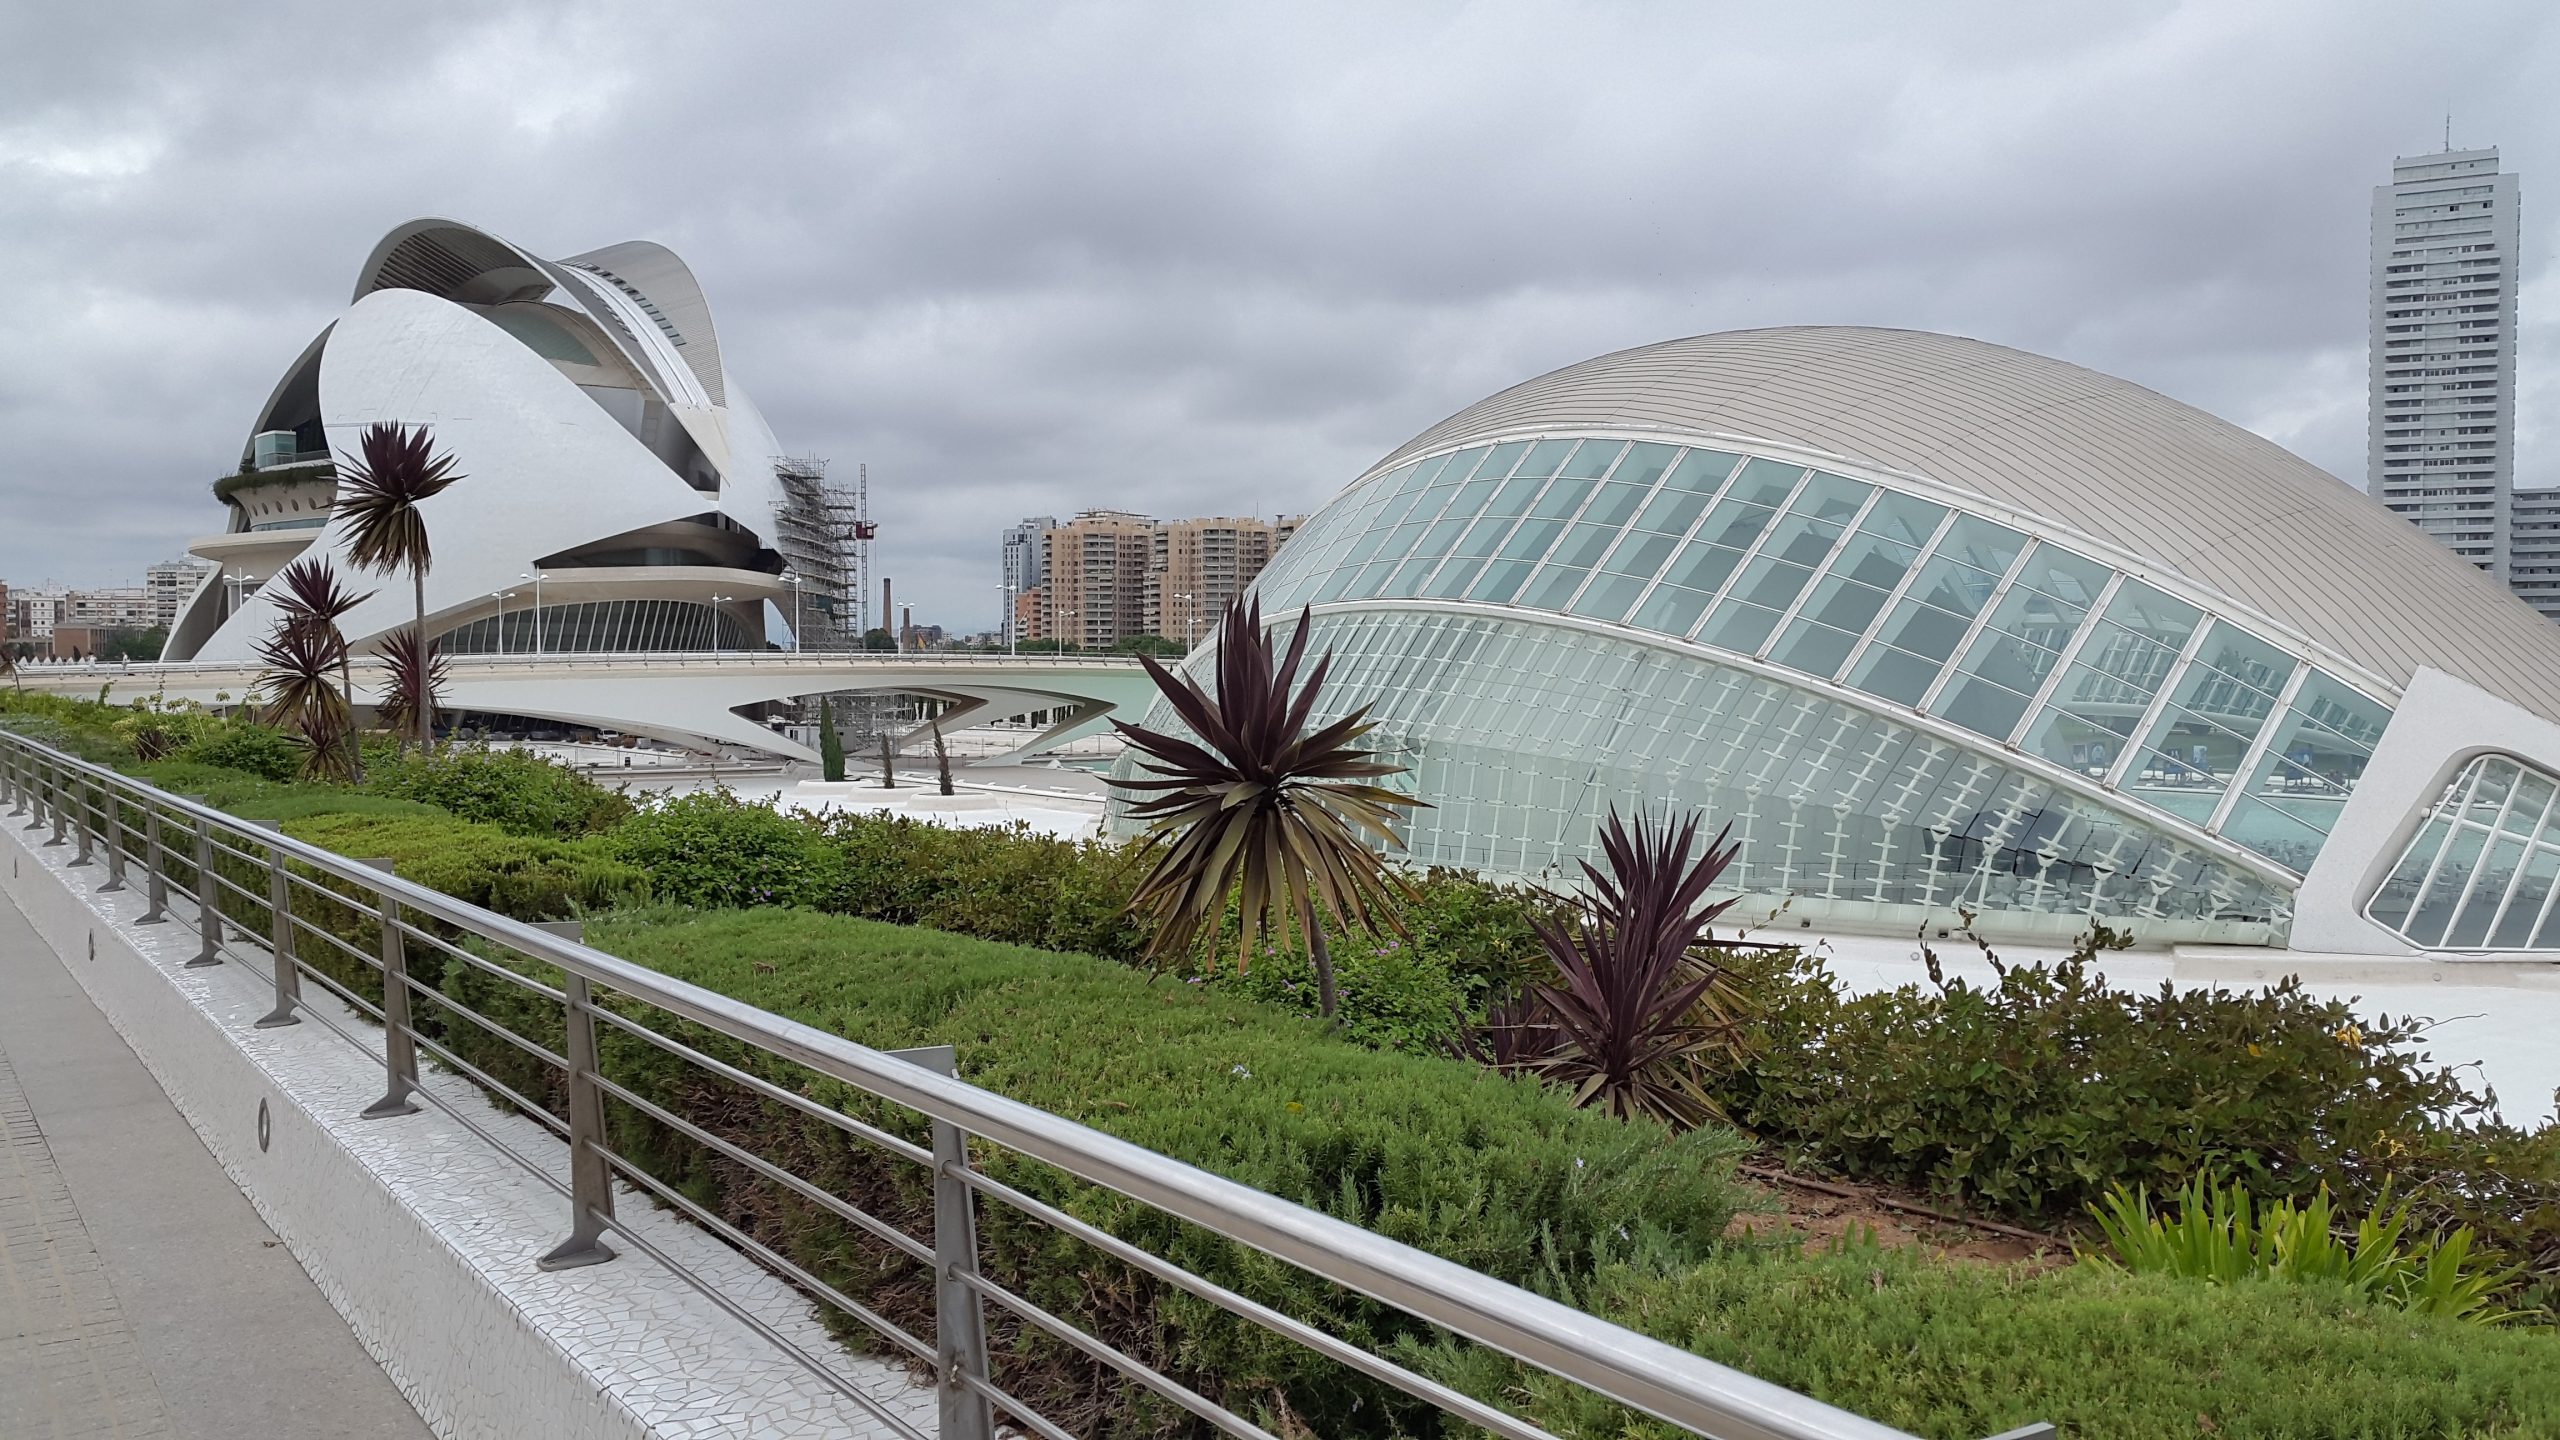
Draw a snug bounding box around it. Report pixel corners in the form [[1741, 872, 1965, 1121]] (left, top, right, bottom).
[[0, 726, 1993, 1440]]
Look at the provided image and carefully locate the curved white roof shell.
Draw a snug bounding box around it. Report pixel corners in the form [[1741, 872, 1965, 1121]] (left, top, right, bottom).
[[1378, 326, 2560, 723]]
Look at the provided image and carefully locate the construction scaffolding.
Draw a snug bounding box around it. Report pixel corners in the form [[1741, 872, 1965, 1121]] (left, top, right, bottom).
[[773, 456, 894, 748], [771, 455, 869, 651]]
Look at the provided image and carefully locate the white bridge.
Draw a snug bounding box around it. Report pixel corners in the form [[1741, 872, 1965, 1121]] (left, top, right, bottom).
[[16, 651, 1161, 763]]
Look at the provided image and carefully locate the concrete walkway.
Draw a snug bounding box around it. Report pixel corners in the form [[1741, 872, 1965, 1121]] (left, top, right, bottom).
[[0, 891, 432, 1439]]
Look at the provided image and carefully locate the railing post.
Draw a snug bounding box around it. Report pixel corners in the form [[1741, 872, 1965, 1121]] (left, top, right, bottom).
[[189, 818, 222, 967], [44, 765, 67, 847], [538, 971, 616, 1270], [99, 787, 127, 892], [2, 748, 22, 816], [67, 776, 95, 868], [138, 808, 168, 924], [255, 844, 301, 1028], [363, 889, 420, 1118], [896, 1043, 994, 1440]]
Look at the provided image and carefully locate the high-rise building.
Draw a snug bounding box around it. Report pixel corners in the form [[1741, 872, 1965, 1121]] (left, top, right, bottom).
[[1146, 517, 1276, 646], [1023, 510, 1303, 648], [1000, 515, 1055, 645], [145, 559, 214, 629], [2367, 148, 2520, 579], [1037, 510, 1156, 649]]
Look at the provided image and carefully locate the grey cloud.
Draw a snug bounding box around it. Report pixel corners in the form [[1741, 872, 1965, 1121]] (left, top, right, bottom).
[[2, 0, 2555, 628]]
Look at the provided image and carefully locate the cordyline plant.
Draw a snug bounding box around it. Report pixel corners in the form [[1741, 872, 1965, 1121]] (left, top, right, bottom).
[[336, 422, 462, 750], [1512, 808, 1750, 1128], [255, 612, 354, 781], [272, 555, 375, 779], [1111, 597, 1424, 1017], [376, 627, 449, 752]]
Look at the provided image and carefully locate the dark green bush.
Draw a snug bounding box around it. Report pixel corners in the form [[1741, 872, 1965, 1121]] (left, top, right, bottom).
[[445, 907, 1744, 1437], [606, 790, 841, 907], [1431, 1245, 2560, 1439], [1217, 869, 1556, 1050], [1711, 944, 2560, 1307], [362, 743, 636, 837], [813, 808, 1150, 959], [176, 722, 303, 781]]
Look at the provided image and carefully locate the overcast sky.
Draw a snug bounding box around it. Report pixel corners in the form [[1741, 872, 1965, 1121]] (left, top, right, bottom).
[[4, 1, 2556, 628]]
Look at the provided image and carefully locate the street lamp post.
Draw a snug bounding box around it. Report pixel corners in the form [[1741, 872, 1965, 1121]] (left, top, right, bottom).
[[1001, 583, 1018, 656], [708, 594, 734, 654], [781, 571, 802, 652], [491, 590, 517, 655], [523, 572, 545, 655]]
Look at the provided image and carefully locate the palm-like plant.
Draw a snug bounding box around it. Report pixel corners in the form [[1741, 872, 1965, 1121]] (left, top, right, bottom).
[[377, 627, 449, 750], [256, 615, 354, 781], [1111, 597, 1423, 1016], [272, 556, 375, 777], [1523, 808, 1748, 1127], [336, 422, 462, 749], [0, 646, 17, 692]]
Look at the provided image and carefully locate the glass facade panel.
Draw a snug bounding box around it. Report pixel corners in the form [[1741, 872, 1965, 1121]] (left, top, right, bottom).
[[2365, 756, 2560, 951], [2217, 671, 2395, 868], [440, 599, 756, 655], [2124, 623, 2296, 822], [1925, 543, 2110, 740], [2018, 582, 2198, 757], [1514, 438, 1575, 480], [1117, 609, 2294, 943], [1558, 439, 1626, 479], [1248, 435, 2402, 889]]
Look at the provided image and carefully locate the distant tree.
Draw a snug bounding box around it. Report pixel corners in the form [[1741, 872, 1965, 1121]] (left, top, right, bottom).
[[1111, 634, 1185, 658], [336, 422, 463, 750], [861, 627, 896, 652], [819, 702, 845, 782], [0, 646, 17, 692], [1111, 597, 1424, 1016]]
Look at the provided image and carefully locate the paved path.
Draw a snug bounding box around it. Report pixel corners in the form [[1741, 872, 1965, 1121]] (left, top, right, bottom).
[[0, 892, 433, 1439]]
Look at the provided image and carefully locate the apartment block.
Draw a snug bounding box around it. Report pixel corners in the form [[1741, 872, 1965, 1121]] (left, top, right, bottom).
[[2368, 148, 2520, 578], [1018, 509, 1305, 648]]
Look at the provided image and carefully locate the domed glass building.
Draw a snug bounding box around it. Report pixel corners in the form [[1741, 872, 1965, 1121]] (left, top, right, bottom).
[[1120, 328, 2560, 955]]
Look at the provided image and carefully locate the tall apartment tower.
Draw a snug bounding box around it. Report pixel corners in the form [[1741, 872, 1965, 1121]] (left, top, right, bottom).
[[999, 515, 1055, 644], [2367, 148, 2521, 579]]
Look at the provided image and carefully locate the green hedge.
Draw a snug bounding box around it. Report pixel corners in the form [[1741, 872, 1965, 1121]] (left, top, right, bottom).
[[361, 744, 636, 837], [282, 812, 648, 924], [443, 907, 1745, 1437], [1437, 1247, 2560, 1439]]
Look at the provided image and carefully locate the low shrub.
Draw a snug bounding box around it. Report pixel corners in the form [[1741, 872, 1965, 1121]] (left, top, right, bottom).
[[133, 759, 445, 823], [813, 807, 1150, 959], [362, 744, 636, 837], [446, 907, 1745, 1437], [606, 789, 840, 907], [1216, 869, 1555, 1050], [175, 722, 303, 781], [284, 812, 649, 924], [1433, 1245, 2560, 1439], [1711, 943, 2560, 1307]]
